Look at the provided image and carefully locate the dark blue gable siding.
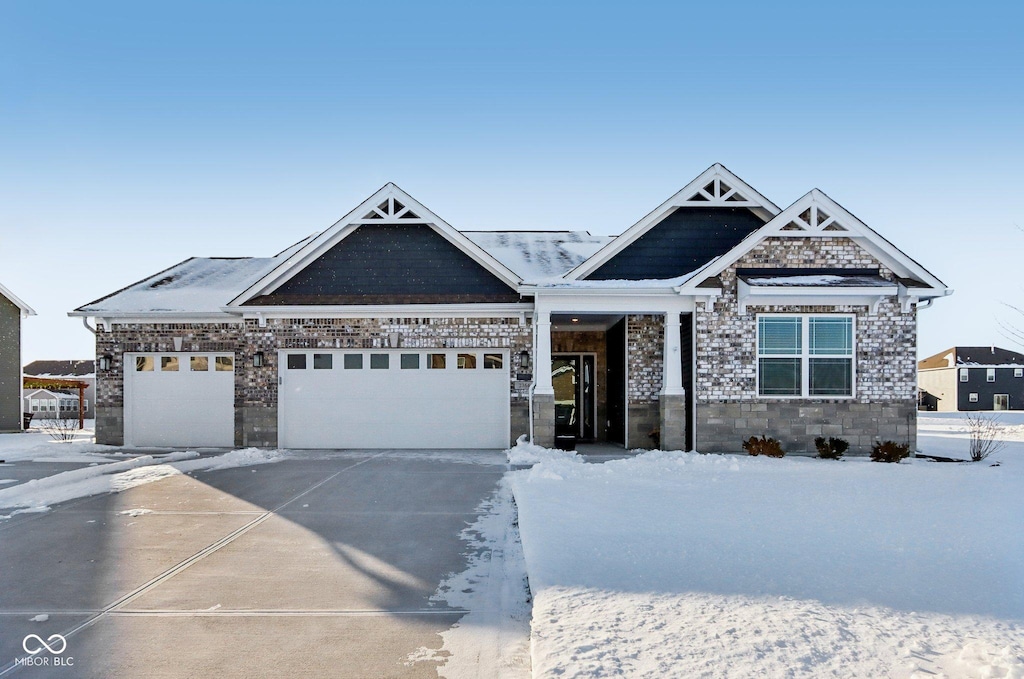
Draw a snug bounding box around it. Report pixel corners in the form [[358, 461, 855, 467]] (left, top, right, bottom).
[[246, 223, 520, 305], [586, 207, 767, 281]]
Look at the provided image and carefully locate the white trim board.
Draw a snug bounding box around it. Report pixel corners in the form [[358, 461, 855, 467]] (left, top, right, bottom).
[[564, 164, 782, 281], [227, 183, 522, 307], [0, 282, 35, 317]]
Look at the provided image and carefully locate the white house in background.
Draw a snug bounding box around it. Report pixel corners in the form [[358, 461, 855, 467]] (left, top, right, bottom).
[[70, 164, 951, 453], [23, 360, 96, 419], [23, 388, 81, 418]]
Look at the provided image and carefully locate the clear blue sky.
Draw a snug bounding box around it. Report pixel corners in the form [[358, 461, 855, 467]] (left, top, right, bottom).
[[2, 0, 1021, 363]]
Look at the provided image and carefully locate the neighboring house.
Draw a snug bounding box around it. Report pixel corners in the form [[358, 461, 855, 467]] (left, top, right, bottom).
[[918, 346, 1024, 412], [69, 164, 950, 453], [23, 388, 80, 417], [0, 283, 35, 432], [23, 360, 96, 419]]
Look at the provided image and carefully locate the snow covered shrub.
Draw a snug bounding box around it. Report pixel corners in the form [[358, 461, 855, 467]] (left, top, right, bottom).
[[38, 416, 79, 442], [649, 429, 660, 448], [965, 413, 1005, 462], [814, 436, 848, 459], [742, 436, 785, 457], [870, 440, 910, 463]]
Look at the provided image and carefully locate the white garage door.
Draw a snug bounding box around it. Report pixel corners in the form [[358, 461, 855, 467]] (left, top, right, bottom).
[[278, 349, 510, 449], [124, 353, 235, 447]]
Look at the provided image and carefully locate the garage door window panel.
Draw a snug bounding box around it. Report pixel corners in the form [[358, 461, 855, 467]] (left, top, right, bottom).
[[287, 354, 307, 370], [216, 356, 234, 371], [401, 354, 420, 369], [313, 354, 333, 370], [344, 354, 363, 369], [161, 356, 179, 372], [428, 354, 446, 369], [190, 356, 209, 371], [370, 354, 389, 369], [136, 356, 154, 371], [458, 353, 477, 369], [484, 354, 503, 369]]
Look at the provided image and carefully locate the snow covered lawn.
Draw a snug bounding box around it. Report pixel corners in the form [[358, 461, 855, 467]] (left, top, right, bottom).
[[511, 413, 1024, 678]]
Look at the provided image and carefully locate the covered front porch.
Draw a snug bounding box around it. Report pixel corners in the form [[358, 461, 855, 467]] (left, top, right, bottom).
[[526, 289, 699, 451]]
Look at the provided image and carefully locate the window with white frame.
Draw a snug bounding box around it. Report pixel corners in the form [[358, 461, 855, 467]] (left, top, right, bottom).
[[986, 368, 995, 382], [969, 392, 979, 402], [1015, 368, 1023, 378], [959, 368, 969, 382], [758, 315, 854, 397]]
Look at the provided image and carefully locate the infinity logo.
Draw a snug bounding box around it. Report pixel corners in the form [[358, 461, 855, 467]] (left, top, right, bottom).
[[22, 634, 67, 656]]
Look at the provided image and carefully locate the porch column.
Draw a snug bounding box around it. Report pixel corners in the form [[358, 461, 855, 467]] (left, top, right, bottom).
[[659, 311, 687, 451], [531, 308, 556, 447], [661, 312, 685, 396], [534, 310, 553, 395]]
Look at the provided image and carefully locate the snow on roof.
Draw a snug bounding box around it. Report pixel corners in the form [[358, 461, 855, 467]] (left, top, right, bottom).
[[741, 274, 896, 287], [465, 231, 612, 283], [76, 257, 278, 315]]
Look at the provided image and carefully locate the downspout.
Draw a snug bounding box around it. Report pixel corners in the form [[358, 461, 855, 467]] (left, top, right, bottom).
[[81, 317, 96, 334]]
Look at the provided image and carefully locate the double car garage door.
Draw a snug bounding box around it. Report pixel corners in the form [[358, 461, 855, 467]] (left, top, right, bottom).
[[278, 349, 510, 449], [123, 349, 510, 449]]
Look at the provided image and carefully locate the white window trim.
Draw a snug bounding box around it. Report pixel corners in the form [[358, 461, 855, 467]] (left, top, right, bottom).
[[756, 313, 857, 399], [969, 392, 979, 402], [986, 368, 996, 382], [959, 368, 969, 382], [1015, 368, 1023, 378]]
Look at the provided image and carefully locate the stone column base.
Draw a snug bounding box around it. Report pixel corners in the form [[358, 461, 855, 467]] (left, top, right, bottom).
[[96, 407, 124, 446], [532, 392, 555, 448], [659, 393, 687, 451]]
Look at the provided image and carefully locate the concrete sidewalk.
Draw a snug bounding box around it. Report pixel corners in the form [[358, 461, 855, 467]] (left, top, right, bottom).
[[0, 451, 512, 678]]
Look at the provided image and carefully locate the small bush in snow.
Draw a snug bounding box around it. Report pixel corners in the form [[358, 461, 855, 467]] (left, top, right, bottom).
[[814, 437, 848, 459], [742, 436, 785, 457], [965, 413, 1005, 462], [38, 417, 79, 443], [648, 429, 660, 448], [870, 440, 910, 463]]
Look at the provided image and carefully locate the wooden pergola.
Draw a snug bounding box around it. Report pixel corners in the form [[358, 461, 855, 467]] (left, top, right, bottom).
[[23, 376, 90, 430]]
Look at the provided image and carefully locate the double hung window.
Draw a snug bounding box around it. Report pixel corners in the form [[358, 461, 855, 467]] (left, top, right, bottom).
[[758, 315, 854, 397]]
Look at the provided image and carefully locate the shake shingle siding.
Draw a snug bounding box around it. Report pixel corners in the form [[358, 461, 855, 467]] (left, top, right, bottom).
[[246, 223, 520, 305], [586, 207, 767, 281]]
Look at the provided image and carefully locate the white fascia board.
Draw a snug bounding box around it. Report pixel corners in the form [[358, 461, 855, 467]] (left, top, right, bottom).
[[531, 291, 694, 315], [520, 285, 678, 296], [694, 189, 951, 295], [227, 183, 522, 307], [563, 164, 781, 281], [67, 311, 243, 325], [232, 303, 534, 318], [737, 278, 897, 314], [0, 282, 36, 316]]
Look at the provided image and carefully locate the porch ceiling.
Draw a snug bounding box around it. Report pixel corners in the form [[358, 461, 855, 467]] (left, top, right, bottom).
[[551, 313, 624, 332]]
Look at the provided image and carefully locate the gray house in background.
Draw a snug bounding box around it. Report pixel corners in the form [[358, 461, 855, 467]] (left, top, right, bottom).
[[919, 346, 1024, 411], [0, 283, 36, 432], [23, 360, 96, 419]]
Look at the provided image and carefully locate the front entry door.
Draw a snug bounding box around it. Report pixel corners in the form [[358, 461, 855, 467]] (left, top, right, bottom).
[[994, 394, 1009, 411], [553, 354, 596, 440]]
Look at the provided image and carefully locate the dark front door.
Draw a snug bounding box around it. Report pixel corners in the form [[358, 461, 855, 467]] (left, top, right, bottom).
[[553, 354, 596, 440]]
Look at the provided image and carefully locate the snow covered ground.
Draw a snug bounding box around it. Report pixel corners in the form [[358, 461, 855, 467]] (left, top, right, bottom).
[[510, 412, 1024, 679]]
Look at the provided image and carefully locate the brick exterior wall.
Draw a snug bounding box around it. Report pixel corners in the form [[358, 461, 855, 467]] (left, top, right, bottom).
[[626, 314, 663, 449], [95, 316, 532, 447], [694, 237, 918, 454]]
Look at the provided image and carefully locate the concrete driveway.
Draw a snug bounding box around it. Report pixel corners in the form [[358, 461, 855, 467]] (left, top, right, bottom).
[[0, 450, 510, 678]]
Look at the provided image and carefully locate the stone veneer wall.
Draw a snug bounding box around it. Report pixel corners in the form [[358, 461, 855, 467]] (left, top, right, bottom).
[[95, 317, 533, 447], [695, 237, 918, 454], [626, 314, 663, 449]]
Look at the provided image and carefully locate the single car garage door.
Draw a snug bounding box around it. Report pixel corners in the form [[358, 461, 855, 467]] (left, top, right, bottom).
[[124, 353, 235, 447], [278, 349, 510, 449]]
